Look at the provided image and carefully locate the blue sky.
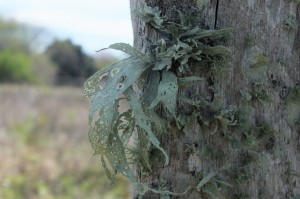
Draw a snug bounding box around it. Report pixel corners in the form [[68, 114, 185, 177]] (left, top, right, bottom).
[[0, 0, 133, 56]]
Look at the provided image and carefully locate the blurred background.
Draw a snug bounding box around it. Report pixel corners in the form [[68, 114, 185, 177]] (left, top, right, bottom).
[[0, 0, 133, 198]]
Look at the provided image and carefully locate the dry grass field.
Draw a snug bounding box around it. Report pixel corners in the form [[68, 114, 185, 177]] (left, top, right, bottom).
[[0, 85, 130, 199]]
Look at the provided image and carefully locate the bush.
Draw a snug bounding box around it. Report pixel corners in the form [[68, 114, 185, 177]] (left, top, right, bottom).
[[0, 50, 34, 83], [46, 40, 96, 86]]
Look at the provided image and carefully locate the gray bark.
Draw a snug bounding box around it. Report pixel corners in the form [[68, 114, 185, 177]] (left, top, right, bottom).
[[130, 0, 300, 198]]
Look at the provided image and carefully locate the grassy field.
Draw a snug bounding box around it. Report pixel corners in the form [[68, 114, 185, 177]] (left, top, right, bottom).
[[0, 85, 130, 199]]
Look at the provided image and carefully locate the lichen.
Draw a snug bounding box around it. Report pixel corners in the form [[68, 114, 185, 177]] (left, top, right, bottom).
[[84, 4, 281, 198]]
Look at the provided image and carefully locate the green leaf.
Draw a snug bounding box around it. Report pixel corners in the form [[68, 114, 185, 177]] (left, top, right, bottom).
[[137, 132, 152, 171], [197, 0, 205, 11], [149, 71, 178, 117], [85, 57, 148, 182], [190, 28, 234, 40], [134, 6, 164, 28], [210, 95, 223, 112], [88, 57, 148, 120], [133, 183, 190, 197], [125, 87, 169, 166], [101, 155, 116, 185], [153, 58, 172, 71], [117, 109, 135, 145], [90, 111, 135, 182], [176, 40, 192, 50], [88, 101, 119, 154], [148, 187, 191, 196], [197, 171, 216, 190], [106, 133, 135, 181], [84, 64, 113, 97], [141, 71, 160, 105], [97, 43, 149, 61], [201, 182, 221, 199], [240, 90, 252, 101], [141, 71, 168, 134], [179, 27, 201, 38], [215, 179, 233, 187], [197, 165, 230, 190]]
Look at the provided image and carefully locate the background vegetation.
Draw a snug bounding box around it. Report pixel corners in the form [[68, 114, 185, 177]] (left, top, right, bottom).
[[0, 17, 129, 198], [0, 17, 118, 86]]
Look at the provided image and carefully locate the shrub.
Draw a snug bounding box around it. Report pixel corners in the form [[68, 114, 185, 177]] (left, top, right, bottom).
[[46, 39, 96, 86], [0, 50, 34, 83]]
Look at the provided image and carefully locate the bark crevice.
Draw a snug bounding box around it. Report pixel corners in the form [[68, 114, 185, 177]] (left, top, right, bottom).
[[214, 0, 219, 29]]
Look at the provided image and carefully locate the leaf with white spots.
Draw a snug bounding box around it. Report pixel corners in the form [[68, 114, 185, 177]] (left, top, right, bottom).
[[149, 71, 178, 118], [125, 87, 169, 166], [85, 57, 149, 182]]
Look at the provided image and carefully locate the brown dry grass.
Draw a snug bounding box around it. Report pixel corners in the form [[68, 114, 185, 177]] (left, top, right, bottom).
[[0, 84, 130, 199]]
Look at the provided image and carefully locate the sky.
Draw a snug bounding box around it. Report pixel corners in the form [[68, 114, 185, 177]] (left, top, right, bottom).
[[0, 0, 133, 56]]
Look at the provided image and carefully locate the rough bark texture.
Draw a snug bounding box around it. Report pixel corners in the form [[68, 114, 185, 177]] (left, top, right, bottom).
[[130, 0, 300, 198]]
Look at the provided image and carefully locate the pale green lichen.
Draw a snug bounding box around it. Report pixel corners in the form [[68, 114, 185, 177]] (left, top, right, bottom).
[[85, 5, 233, 197], [283, 17, 298, 31], [84, 4, 289, 198]]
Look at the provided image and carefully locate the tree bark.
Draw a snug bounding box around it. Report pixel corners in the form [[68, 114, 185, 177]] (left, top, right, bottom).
[[130, 1, 300, 198]]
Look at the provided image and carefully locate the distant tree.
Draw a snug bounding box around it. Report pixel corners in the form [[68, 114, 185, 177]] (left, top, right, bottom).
[[0, 50, 34, 83], [0, 17, 56, 84], [46, 39, 96, 85]]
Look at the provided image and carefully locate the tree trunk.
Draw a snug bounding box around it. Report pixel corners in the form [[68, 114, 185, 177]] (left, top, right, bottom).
[[130, 0, 300, 198]]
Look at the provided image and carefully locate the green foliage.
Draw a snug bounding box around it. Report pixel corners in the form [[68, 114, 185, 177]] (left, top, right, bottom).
[[244, 46, 269, 69], [231, 122, 276, 152], [0, 17, 59, 84], [85, 4, 287, 198], [126, 87, 169, 166], [46, 39, 97, 85], [134, 6, 164, 28], [179, 93, 238, 136], [240, 82, 270, 104], [196, 165, 232, 199], [0, 50, 34, 83], [85, 5, 232, 197], [148, 71, 178, 117], [234, 165, 252, 185]]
